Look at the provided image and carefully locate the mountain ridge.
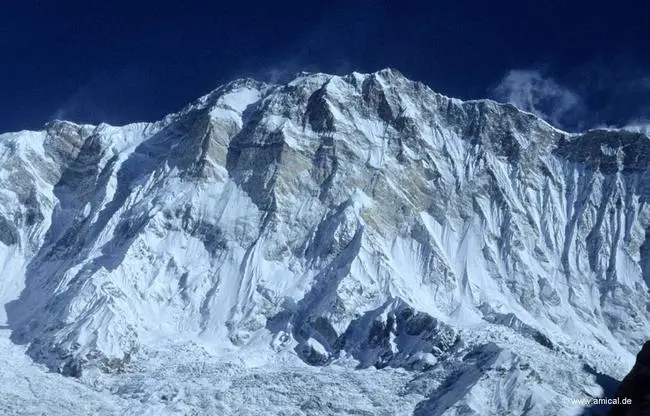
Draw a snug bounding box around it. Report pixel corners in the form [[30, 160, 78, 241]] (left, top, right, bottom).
[[0, 68, 648, 415]]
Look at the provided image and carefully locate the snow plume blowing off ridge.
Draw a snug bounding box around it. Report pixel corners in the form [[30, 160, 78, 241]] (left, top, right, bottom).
[[491, 69, 586, 130], [492, 66, 650, 134], [1, 68, 650, 415]]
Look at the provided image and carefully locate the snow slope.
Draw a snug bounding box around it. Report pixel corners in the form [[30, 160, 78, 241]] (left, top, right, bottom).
[[0, 69, 648, 414]]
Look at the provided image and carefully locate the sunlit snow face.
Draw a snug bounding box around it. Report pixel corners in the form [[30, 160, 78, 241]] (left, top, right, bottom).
[[0, 70, 646, 416]]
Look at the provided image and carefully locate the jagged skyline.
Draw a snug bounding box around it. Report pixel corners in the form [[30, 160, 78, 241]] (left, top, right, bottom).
[[2, 0, 649, 132], [0, 68, 646, 414]]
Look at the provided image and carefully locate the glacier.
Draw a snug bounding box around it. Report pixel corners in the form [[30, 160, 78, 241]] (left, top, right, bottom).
[[0, 68, 648, 415]]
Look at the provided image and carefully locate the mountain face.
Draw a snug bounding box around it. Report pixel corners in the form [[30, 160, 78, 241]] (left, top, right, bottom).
[[1, 68, 648, 414], [610, 341, 650, 416]]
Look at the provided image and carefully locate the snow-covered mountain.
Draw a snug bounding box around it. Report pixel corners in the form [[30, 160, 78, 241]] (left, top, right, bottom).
[[1, 68, 648, 415]]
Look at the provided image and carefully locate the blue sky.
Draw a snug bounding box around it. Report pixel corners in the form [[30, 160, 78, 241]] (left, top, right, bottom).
[[2, 0, 649, 132]]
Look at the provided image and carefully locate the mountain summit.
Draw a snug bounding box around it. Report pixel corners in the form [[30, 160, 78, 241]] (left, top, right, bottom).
[[0, 69, 648, 414]]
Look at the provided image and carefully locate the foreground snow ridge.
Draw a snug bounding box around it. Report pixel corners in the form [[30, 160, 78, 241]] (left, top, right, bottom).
[[0, 68, 648, 415]]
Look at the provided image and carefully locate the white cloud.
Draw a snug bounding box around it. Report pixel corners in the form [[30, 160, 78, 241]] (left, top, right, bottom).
[[491, 69, 585, 130]]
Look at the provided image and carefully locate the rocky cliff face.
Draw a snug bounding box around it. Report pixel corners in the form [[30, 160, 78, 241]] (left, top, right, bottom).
[[610, 341, 650, 416], [1, 69, 648, 414]]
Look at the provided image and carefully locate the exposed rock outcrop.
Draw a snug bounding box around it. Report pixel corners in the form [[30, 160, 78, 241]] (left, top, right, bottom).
[[610, 341, 650, 416]]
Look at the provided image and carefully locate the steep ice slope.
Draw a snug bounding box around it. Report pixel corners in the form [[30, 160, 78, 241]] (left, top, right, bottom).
[[1, 69, 649, 414]]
